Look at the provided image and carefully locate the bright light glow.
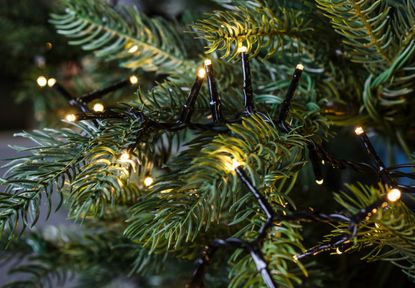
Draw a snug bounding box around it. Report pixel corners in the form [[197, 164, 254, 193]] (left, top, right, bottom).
[[144, 176, 154, 187], [336, 248, 343, 255], [197, 68, 206, 79], [296, 64, 304, 71], [315, 179, 324, 185], [47, 78, 56, 87], [237, 46, 248, 53], [128, 45, 138, 53], [387, 188, 401, 202], [119, 151, 130, 162], [355, 126, 364, 135], [65, 113, 77, 122], [93, 103, 105, 112], [321, 160, 325, 165], [225, 158, 241, 171], [36, 76, 48, 87], [129, 75, 138, 85], [293, 255, 298, 261], [204, 59, 212, 66]]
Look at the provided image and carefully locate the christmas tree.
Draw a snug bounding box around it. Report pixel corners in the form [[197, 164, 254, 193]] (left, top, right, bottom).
[[1, 0, 415, 287]]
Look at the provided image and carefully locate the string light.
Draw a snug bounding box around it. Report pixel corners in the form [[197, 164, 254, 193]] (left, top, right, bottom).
[[93, 103, 105, 112], [144, 176, 154, 187], [204, 59, 212, 66], [336, 247, 343, 255], [47, 78, 56, 87], [119, 151, 131, 163], [387, 188, 401, 202], [129, 75, 138, 85], [315, 179, 324, 185], [36, 76, 48, 87], [128, 45, 138, 53], [354, 126, 364, 135], [65, 113, 77, 122], [237, 46, 248, 53], [296, 64, 304, 71], [197, 68, 206, 79]]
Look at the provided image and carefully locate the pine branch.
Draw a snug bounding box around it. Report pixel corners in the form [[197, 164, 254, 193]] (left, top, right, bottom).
[[332, 183, 415, 282], [50, 0, 194, 73], [193, 5, 310, 60], [315, 0, 395, 71]]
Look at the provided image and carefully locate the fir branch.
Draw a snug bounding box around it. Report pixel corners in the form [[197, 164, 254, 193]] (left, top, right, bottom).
[[333, 183, 415, 281], [50, 0, 194, 73], [315, 0, 395, 71], [193, 5, 309, 60]]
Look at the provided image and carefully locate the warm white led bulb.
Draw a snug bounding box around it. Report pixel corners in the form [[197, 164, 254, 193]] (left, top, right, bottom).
[[336, 247, 342, 255], [387, 188, 401, 202], [128, 45, 138, 53], [93, 103, 104, 112], [296, 64, 304, 71], [197, 68, 206, 79], [355, 127, 364, 135], [144, 176, 154, 187], [47, 78, 56, 87], [238, 46, 248, 53], [129, 75, 138, 85], [36, 76, 48, 87], [315, 179, 324, 185], [204, 59, 212, 66], [65, 113, 77, 122], [232, 159, 241, 170], [119, 152, 130, 162]]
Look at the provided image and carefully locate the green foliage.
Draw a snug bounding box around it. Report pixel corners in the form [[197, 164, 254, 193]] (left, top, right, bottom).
[[193, 3, 310, 60], [333, 183, 415, 281], [50, 0, 194, 73]]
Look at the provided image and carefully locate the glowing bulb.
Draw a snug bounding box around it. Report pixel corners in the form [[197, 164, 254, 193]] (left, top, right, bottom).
[[387, 188, 401, 202], [321, 160, 325, 165], [119, 151, 130, 162], [144, 176, 154, 187], [315, 179, 324, 185], [375, 223, 380, 228], [36, 76, 47, 87], [197, 68, 206, 79], [65, 113, 77, 122], [237, 46, 248, 53], [355, 127, 364, 135], [93, 103, 105, 112], [128, 45, 138, 53], [232, 159, 241, 170], [129, 75, 138, 85], [204, 59, 212, 66], [336, 247, 343, 255], [47, 78, 56, 87], [292, 255, 298, 261], [296, 64, 304, 71]]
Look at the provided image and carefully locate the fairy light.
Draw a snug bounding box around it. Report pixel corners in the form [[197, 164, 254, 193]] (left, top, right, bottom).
[[197, 68, 206, 79], [204, 59, 212, 66], [128, 45, 138, 53], [129, 75, 138, 85], [336, 247, 343, 255], [355, 127, 364, 135], [237, 46, 248, 53], [47, 78, 56, 87], [36, 76, 48, 87], [144, 176, 154, 187], [296, 64, 304, 71], [119, 151, 131, 162], [93, 103, 105, 112], [315, 179, 324, 185], [387, 188, 401, 202], [65, 113, 77, 122]]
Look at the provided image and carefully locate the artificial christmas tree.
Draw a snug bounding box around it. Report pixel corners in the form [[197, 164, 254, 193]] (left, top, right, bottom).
[[1, 0, 415, 287]]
